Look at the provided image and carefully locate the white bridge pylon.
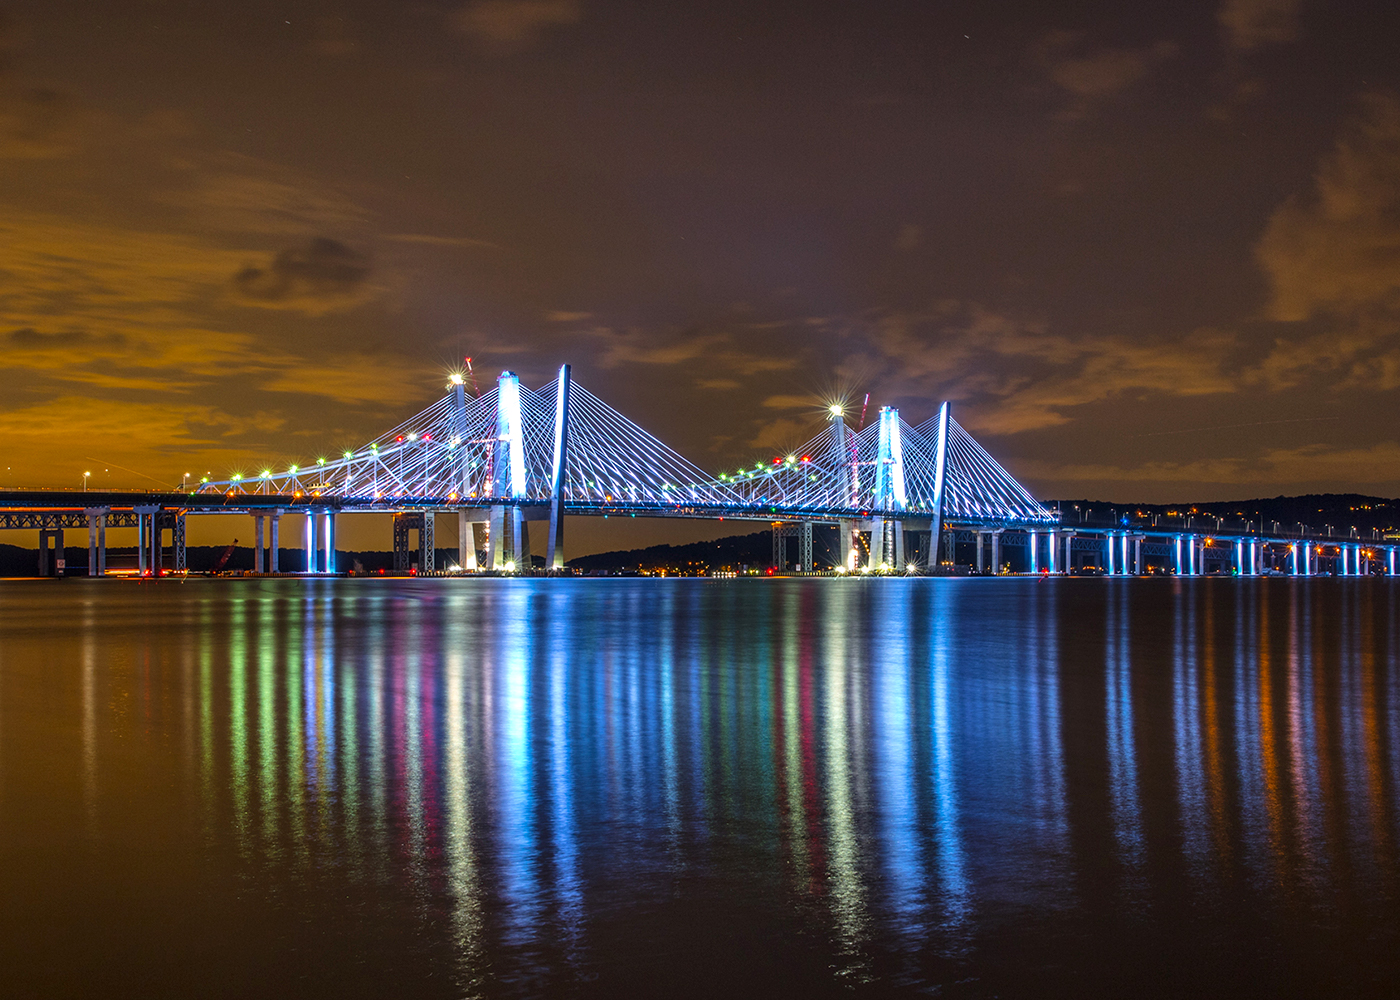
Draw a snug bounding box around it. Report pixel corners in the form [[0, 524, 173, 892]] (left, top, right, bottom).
[[203, 365, 1057, 529]]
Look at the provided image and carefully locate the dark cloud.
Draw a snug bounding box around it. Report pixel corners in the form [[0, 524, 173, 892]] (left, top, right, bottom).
[[233, 238, 371, 309], [451, 0, 581, 50], [1035, 30, 1178, 119], [8, 327, 123, 348], [1218, 0, 1302, 52]]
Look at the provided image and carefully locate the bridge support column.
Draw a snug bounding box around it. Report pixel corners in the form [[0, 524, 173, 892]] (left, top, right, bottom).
[[488, 505, 505, 569], [892, 520, 905, 571], [546, 363, 572, 573], [269, 512, 281, 574], [86, 508, 108, 577], [38, 528, 64, 577], [1028, 531, 1039, 574], [173, 513, 186, 574], [393, 513, 413, 572], [1390, 548, 1396, 576], [323, 512, 335, 573], [1133, 535, 1142, 575], [134, 505, 159, 578], [509, 508, 527, 572], [839, 519, 856, 571], [991, 529, 1003, 575], [458, 510, 479, 571], [422, 512, 437, 574], [254, 515, 265, 573], [150, 515, 162, 578], [304, 512, 315, 573], [800, 521, 813, 572], [869, 518, 886, 570], [1105, 533, 1115, 575], [975, 531, 985, 574]]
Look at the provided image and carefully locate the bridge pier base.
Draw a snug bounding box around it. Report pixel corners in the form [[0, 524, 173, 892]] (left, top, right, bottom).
[[254, 516, 265, 573], [488, 505, 505, 569], [458, 510, 480, 571], [323, 512, 335, 573], [991, 529, 1003, 575], [86, 508, 108, 577], [839, 518, 856, 571], [38, 527, 64, 577], [269, 512, 280, 573]]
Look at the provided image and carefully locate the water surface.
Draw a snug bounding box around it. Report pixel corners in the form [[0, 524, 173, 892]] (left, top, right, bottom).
[[1, 577, 1398, 997]]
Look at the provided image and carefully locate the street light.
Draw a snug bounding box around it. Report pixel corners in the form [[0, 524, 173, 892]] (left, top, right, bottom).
[[83, 471, 90, 492]]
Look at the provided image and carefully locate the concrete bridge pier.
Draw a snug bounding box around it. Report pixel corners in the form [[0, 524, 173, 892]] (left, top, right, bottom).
[[974, 531, 985, 573], [322, 512, 335, 573], [487, 505, 504, 568], [254, 515, 265, 573], [38, 527, 64, 576], [511, 508, 528, 572], [458, 510, 486, 571], [269, 511, 281, 573], [1057, 530, 1075, 574], [133, 505, 162, 577], [991, 529, 1003, 575], [86, 507, 108, 577], [839, 518, 856, 570]]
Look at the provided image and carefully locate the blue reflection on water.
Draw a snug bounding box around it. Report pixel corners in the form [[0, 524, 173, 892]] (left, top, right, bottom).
[[5, 577, 1400, 998]]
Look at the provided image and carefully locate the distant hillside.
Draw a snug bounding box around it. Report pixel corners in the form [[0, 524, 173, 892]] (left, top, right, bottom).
[[566, 528, 841, 573], [1052, 493, 1400, 534]]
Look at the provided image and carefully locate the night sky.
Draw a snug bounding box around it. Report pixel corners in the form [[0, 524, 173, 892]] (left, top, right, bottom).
[[3, 1, 1400, 547]]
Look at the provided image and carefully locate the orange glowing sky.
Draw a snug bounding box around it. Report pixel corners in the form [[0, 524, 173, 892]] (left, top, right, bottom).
[[3, 0, 1400, 534]]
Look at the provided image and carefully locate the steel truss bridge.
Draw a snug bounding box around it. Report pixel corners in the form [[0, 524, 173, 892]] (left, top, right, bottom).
[[1, 364, 1397, 577]]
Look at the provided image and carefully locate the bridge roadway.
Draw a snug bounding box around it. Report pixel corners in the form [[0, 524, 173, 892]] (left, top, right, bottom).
[[0, 487, 1396, 578]]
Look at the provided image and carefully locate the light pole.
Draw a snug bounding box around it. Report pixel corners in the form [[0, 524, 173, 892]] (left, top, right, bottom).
[[83, 471, 90, 492]]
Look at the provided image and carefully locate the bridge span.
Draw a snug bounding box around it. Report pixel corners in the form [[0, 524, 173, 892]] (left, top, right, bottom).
[[2, 364, 1397, 576]]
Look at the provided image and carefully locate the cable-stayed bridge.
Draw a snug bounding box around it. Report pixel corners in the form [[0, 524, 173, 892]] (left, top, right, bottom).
[[3, 364, 1396, 577], [193, 365, 1057, 572]]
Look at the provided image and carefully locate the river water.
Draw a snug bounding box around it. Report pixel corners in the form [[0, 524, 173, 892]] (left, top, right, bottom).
[[1, 578, 1398, 998]]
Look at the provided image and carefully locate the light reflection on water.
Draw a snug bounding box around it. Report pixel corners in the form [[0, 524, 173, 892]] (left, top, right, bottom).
[[2, 577, 1400, 998]]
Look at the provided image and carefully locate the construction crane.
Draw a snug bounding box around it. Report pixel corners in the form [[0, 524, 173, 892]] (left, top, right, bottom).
[[212, 539, 238, 574]]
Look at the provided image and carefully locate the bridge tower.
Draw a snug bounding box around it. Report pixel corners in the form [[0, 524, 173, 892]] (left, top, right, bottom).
[[928, 401, 950, 572], [487, 370, 530, 570], [546, 364, 572, 572], [869, 406, 907, 569], [830, 405, 859, 570]]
